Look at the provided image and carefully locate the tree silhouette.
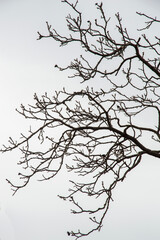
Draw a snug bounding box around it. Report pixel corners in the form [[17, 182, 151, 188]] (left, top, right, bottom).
[[1, 0, 160, 239]]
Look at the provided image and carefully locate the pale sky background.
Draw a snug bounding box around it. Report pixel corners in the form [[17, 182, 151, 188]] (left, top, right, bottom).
[[0, 0, 160, 240]]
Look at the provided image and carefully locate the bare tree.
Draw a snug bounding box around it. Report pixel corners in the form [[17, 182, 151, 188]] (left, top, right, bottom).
[[1, 0, 160, 239]]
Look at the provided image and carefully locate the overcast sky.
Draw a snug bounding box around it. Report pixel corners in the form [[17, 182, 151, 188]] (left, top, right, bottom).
[[0, 0, 160, 240]]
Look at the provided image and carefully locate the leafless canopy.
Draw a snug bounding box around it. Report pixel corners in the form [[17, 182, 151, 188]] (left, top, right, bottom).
[[1, 0, 160, 239]]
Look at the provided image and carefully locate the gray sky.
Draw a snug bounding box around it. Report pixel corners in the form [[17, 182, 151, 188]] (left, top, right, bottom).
[[0, 0, 160, 240]]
